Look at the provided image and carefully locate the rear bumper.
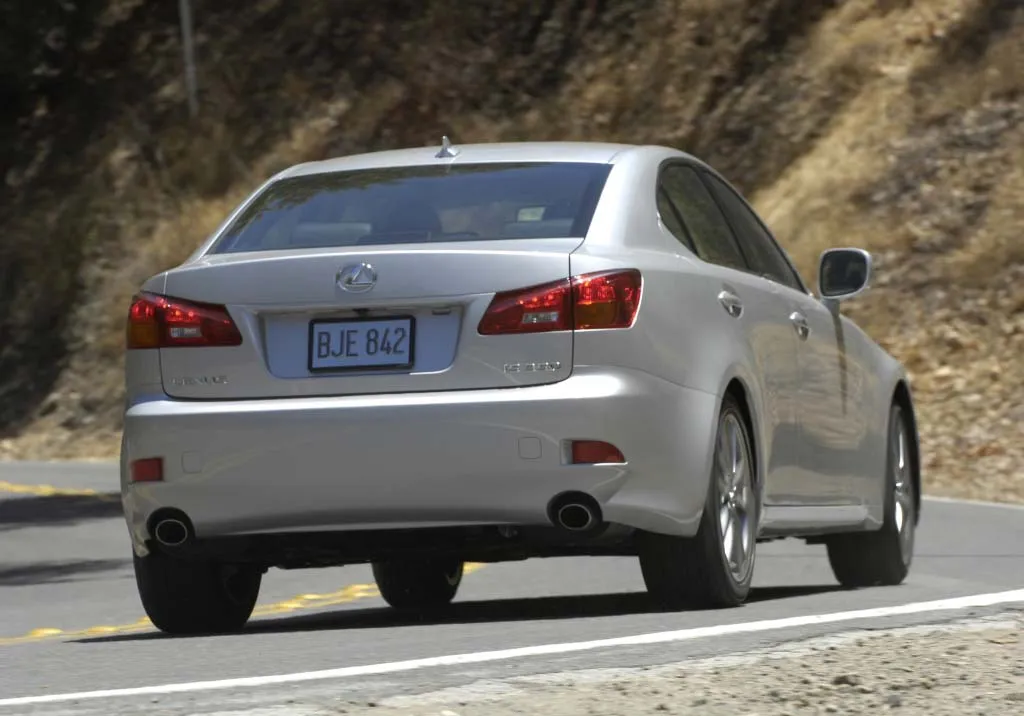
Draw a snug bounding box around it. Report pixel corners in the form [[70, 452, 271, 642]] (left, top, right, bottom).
[[121, 367, 720, 556]]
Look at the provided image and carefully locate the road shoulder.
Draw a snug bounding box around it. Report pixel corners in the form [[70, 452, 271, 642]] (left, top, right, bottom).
[[361, 613, 1024, 716]]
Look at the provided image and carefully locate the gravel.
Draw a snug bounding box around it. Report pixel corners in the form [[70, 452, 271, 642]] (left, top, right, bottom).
[[327, 615, 1024, 716]]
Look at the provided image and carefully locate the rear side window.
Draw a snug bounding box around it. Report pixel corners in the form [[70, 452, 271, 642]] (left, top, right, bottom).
[[212, 162, 612, 253], [701, 171, 806, 293], [659, 165, 748, 272], [656, 187, 694, 251]]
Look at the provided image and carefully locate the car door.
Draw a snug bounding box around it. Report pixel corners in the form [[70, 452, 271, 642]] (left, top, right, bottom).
[[788, 290, 878, 505], [658, 164, 804, 507], [700, 170, 860, 505]]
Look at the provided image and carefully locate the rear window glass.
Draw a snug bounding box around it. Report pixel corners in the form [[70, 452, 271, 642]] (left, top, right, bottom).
[[212, 162, 613, 253]]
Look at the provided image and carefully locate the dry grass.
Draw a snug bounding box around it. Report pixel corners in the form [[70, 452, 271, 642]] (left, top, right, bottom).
[[1, 0, 1022, 501]]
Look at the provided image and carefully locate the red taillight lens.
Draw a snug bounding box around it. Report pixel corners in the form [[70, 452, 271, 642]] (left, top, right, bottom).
[[477, 279, 573, 335], [130, 457, 164, 482], [127, 293, 242, 349], [570, 440, 626, 464], [572, 269, 642, 330], [477, 270, 642, 335]]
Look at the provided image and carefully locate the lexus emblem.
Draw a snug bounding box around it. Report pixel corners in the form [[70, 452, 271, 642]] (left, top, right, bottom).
[[336, 263, 377, 293]]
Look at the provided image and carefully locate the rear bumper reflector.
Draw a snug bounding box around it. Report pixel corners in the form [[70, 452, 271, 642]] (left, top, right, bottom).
[[130, 457, 164, 483], [570, 440, 626, 465]]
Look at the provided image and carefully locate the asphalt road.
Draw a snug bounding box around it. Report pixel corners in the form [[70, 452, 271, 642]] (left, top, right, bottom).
[[1, 462, 1022, 714]]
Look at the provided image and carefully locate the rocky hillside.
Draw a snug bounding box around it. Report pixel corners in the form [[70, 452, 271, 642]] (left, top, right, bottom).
[[1, 0, 1021, 502]]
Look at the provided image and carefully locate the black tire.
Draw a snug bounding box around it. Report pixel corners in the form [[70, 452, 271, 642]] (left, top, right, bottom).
[[638, 393, 758, 609], [134, 551, 261, 635], [826, 403, 916, 587], [372, 559, 463, 611]]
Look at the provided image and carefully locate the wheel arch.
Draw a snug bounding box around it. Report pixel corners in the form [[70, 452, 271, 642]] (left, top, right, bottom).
[[723, 376, 761, 496], [891, 380, 922, 524]]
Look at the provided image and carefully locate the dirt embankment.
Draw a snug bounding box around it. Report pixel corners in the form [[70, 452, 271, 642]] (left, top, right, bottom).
[[1, 0, 1022, 501]]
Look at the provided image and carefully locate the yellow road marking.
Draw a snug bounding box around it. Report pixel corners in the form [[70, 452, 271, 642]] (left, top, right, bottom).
[[0, 481, 118, 502], [0, 563, 486, 646]]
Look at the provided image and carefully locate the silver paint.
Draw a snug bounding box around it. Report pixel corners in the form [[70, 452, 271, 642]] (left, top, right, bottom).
[[122, 141, 914, 558]]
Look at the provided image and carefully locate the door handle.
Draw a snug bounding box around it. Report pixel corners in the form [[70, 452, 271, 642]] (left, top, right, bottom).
[[718, 290, 743, 318], [789, 311, 810, 340]]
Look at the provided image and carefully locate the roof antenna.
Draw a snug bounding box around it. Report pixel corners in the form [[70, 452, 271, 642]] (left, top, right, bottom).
[[435, 135, 459, 158]]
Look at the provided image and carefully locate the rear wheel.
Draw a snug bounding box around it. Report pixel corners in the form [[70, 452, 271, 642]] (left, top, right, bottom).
[[134, 551, 261, 635], [372, 559, 463, 611], [638, 393, 758, 608], [826, 403, 916, 587]]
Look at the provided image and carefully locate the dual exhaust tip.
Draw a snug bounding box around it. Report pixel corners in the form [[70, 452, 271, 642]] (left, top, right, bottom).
[[152, 496, 604, 547], [151, 513, 192, 548], [548, 492, 603, 534]]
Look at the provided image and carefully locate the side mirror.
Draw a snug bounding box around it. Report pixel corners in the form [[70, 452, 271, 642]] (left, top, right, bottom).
[[818, 248, 872, 302]]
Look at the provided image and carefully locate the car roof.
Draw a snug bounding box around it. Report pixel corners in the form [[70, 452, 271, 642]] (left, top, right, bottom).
[[282, 141, 694, 178]]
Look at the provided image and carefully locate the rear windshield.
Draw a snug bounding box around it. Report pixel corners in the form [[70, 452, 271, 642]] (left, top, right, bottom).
[[211, 162, 613, 253]]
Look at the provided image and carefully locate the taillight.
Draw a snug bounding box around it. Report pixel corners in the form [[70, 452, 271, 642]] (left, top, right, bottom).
[[573, 270, 642, 330], [478, 269, 642, 335], [127, 293, 243, 349], [477, 279, 573, 335]]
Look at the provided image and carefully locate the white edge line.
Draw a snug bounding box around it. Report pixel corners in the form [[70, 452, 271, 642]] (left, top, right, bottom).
[[922, 495, 1024, 511], [2, 588, 1023, 707]]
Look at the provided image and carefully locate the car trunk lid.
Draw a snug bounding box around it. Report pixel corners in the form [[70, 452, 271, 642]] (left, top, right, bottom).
[[158, 240, 581, 399]]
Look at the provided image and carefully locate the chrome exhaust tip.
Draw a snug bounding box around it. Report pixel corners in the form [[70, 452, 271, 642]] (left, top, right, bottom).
[[153, 518, 190, 547], [556, 503, 597, 532], [547, 492, 604, 534]]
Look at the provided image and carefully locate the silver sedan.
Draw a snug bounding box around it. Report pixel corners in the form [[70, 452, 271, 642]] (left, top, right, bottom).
[[121, 140, 921, 634]]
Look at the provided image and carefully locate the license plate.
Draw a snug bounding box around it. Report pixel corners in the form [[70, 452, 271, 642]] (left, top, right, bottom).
[[308, 317, 415, 372]]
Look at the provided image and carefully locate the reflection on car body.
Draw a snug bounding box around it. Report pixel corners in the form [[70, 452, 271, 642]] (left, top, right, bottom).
[[120, 139, 921, 635]]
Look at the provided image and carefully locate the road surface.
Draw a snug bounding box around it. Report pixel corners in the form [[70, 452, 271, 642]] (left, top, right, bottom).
[[1, 462, 1022, 713]]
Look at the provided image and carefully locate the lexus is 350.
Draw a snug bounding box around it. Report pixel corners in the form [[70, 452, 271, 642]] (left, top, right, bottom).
[[121, 140, 921, 634]]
